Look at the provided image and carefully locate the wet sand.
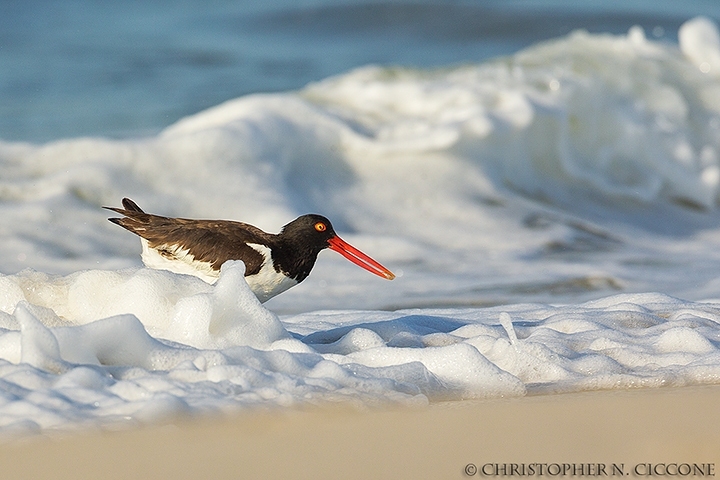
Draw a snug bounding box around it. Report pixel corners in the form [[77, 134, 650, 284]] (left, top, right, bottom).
[[1, 386, 718, 480]]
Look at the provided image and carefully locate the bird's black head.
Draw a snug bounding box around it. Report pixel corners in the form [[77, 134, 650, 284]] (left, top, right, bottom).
[[272, 215, 337, 282], [280, 214, 337, 253]]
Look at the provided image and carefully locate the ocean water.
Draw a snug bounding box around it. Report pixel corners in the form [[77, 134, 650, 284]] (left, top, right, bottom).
[[4, 0, 720, 142], [2, 1, 720, 433]]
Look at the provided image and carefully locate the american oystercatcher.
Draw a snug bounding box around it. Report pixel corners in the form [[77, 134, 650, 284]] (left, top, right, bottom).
[[105, 198, 395, 302]]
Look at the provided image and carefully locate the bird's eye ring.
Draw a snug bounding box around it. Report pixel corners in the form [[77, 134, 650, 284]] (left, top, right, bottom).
[[314, 222, 327, 232]]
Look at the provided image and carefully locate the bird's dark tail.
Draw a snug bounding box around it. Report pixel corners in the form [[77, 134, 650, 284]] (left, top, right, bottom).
[[103, 198, 149, 231], [103, 197, 145, 216], [120, 198, 144, 213]]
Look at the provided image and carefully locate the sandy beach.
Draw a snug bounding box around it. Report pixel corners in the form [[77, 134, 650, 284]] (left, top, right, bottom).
[[1, 385, 718, 480]]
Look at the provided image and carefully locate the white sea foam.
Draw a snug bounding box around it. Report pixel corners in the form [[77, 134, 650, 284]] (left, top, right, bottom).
[[2, 19, 720, 433], [1, 264, 720, 432]]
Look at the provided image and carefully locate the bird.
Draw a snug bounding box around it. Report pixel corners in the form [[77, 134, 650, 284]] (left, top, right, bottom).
[[105, 198, 395, 302]]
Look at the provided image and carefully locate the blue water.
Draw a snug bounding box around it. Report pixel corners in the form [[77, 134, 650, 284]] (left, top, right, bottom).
[[2, 0, 720, 143]]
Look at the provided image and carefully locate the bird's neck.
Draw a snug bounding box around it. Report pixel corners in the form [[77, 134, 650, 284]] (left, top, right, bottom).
[[271, 239, 320, 283]]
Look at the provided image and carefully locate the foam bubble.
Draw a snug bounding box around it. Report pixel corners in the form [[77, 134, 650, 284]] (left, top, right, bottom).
[[654, 327, 716, 354], [680, 17, 720, 75], [164, 261, 289, 349]]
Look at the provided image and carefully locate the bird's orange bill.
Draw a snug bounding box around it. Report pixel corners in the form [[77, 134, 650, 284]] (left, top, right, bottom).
[[328, 236, 395, 280]]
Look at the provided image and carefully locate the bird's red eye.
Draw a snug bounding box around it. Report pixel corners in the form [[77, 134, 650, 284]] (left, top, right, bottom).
[[314, 222, 327, 232]]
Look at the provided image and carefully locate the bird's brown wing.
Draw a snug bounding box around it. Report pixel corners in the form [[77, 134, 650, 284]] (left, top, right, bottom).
[[105, 199, 273, 275]]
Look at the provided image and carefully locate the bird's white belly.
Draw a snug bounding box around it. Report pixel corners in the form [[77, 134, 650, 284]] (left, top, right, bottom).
[[244, 243, 298, 303], [140, 239, 297, 302], [141, 239, 220, 284]]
